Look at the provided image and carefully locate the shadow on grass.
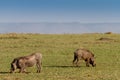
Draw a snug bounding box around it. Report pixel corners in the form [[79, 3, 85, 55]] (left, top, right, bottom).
[[0, 72, 10, 74], [0, 71, 31, 74], [43, 65, 84, 68]]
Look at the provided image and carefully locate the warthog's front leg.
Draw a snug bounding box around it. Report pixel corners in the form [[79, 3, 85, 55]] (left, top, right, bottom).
[[76, 58, 80, 66], [19, 68, 26, 73], [36, 61, 42, 73], [85, 59, 90, 67], [73, 58, 76, 65], [73, 55, 80, 66], [19, 63, 26, 73]]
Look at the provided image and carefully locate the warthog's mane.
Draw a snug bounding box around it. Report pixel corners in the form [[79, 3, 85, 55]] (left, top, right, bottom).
[[77, 48, 94, 57]]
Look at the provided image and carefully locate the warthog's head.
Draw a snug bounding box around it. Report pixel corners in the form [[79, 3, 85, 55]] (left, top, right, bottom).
[[90, 57, 96, 67], [10, 60, 17, 73]]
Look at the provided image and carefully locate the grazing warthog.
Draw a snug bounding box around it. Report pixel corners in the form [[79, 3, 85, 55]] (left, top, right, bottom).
[[10, 53, 42, 73], [73, 48, 96, 67]]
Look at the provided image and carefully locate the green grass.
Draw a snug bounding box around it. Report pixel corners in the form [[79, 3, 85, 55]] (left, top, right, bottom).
[[0, 33, 120, 80]]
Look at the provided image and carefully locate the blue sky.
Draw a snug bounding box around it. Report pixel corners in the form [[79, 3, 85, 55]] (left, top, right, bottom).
[[0, 0, 120, 23]]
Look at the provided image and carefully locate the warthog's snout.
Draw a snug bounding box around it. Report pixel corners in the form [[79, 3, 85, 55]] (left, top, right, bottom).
[[10, 63, 16, 73]]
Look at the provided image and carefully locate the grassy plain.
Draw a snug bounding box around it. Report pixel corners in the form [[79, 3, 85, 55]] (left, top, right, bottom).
[[0, 33, 120, 80]]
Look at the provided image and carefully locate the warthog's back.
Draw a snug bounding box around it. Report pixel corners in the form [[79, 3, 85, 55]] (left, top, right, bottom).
[[26, 53, 42, 66], [17, 53, 42, 67], [74, 48, 94, 59], [34, 53, 42, 59]]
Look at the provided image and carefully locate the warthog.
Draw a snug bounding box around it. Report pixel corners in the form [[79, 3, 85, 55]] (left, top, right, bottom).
[[10, 53, 42, 73], [73, 48, 96, 67]]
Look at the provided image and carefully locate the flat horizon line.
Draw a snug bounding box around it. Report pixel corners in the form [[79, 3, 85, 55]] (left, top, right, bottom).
[[0, 22, 120, 24]]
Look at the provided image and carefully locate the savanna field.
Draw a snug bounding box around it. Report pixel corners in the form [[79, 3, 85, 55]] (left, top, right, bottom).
[[0, 33, 120, 80]]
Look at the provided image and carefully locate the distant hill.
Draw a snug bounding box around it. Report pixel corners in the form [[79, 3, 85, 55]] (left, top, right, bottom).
[[0, 23, 120, 34]]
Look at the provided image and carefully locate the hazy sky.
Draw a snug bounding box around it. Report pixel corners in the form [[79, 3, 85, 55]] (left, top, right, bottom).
[[0, 23, 120, 33], [0, 0, 120, 23]]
